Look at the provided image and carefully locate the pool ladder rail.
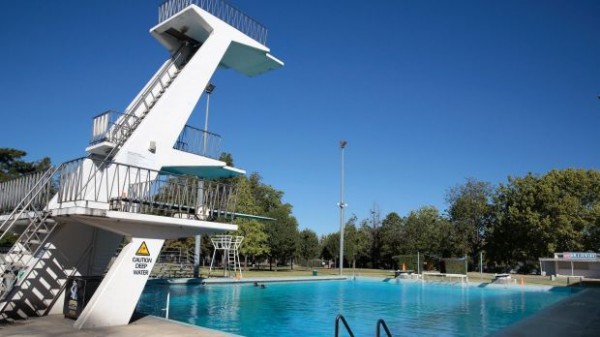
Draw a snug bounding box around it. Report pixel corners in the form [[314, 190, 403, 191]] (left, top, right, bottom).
[[335, 314, 393, 337]]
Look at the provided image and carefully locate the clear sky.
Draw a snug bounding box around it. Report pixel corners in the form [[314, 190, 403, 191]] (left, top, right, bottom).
[[1, 1, 599, 236]]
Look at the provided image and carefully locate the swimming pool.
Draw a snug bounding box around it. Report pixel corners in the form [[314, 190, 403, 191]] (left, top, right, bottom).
[[136, 278, 575, 336]]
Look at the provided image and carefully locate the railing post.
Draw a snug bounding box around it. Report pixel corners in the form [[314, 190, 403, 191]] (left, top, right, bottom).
[[376, 319, 392, 337]]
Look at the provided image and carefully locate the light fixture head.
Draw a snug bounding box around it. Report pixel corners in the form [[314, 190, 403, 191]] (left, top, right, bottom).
[[205, 83, 216, 94], [340, 140, 347, 149]]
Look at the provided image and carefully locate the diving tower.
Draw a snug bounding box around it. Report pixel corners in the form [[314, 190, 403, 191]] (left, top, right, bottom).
[[0, 0, 282, 329]]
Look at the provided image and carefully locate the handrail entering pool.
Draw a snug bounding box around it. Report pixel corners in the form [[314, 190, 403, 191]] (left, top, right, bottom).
[[334, 314, 355, 337], [376, 319, 392, 337]]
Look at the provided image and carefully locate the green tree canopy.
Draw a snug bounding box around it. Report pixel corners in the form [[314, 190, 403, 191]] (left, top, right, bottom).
[[487, 169, 600, 269], [0, 148, 51, 182], [298, 228, 320, 267], [446, 178, 493, 256]]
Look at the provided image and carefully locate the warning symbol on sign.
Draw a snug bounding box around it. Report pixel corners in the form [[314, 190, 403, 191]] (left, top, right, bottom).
[[135, 241, 150, 256]]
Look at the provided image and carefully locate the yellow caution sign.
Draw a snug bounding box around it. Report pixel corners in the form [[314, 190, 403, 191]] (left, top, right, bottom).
[[135, 241, 150, 256]]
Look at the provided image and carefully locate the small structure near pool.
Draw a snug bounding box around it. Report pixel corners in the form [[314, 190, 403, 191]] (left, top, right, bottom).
[[539, 252, 600, 278]]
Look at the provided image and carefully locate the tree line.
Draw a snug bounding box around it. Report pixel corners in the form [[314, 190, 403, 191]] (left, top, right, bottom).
[[2, 148, 599, 274]]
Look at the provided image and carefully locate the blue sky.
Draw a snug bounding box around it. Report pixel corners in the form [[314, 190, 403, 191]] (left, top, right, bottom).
[[1, 1, 599, 236]]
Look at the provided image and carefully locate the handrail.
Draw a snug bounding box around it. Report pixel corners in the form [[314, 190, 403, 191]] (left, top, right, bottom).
[[158, 0, 268, 45], [174, 124, 222, 159], [56, 158, 238, 220], [334, 314, 355, 337], [376, 319, 393, 337], [98, 48, 186, 158], [0, 165, 60, 244]]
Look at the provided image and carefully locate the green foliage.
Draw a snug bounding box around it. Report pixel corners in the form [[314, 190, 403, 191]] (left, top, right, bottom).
[[487, 169, 600, 268], [298, 229, 320, 267], [446, 178, 493, 256], [442, 258, 467, 275], [394, 254, 418, 271], [0, 148, 51, 182], [0, 231, 18, 247], [235, 219, 270, 259], [320, 233, 339, 261], [379, 212, 404, 266]]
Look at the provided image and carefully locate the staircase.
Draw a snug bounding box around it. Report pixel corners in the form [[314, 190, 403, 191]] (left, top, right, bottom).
[[0, 166, 62, 318], [88, 42, 198, 160]]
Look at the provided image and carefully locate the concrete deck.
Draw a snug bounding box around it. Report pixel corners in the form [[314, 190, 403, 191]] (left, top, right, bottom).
[[490, 288, 600, 337], [0, 314, 237, 337]]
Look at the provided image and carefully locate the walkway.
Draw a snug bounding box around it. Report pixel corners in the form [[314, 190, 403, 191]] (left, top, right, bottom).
[[490, 288, 600, 337], [0, 314, 237, 337]]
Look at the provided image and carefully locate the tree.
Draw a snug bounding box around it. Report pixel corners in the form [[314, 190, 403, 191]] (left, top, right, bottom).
[[298, 228, 320, 268], [320, 233, 339, 267], [379, 212, 404, 268], [446, 178, 493, 257], [487, 169, 600, 271], [0, 148, 51, 182], [265, 203, 299, 270], [235, 219, 270, 268]]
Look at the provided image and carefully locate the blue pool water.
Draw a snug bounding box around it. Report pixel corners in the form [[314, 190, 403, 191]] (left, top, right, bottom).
[[136, 279, 574, 337]]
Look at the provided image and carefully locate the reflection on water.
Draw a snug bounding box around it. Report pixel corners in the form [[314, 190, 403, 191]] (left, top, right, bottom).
[[137, 280, 574, 337]]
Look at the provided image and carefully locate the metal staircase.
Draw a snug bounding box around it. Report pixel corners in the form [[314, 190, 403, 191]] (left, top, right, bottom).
[[89, 43, 197, 161], [0, 166, 62, 317]]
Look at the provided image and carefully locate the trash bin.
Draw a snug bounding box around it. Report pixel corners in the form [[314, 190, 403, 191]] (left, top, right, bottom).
[[312, 269, 318, 276], [63, 276, 103, 319]]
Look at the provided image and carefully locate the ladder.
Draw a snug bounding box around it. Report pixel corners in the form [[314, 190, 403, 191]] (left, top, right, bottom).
[[334, 314, 393, 337]]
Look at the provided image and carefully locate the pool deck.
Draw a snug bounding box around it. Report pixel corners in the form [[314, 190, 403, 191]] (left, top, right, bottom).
[[489, 287, 600, 337], [0, 314, 238, 337]]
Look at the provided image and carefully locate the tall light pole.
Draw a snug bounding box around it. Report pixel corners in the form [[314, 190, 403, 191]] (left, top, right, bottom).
[[338, 140, 347, 275], [194, 83, 215, 278], [203, 83, 215, 155]]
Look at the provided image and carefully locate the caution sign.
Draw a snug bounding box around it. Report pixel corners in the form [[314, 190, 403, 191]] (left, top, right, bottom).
[[132, 241, 152, 276], [136, 241, 150, 256]]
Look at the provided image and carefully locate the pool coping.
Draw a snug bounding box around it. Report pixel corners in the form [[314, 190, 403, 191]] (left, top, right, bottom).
[[148, 275, 348, 285]]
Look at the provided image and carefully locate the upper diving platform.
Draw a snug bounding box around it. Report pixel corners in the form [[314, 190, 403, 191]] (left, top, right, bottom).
[[153, 0, 283, 77]]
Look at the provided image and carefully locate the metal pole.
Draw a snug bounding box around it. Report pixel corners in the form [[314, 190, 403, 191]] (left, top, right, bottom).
[[203, 83, 215, 155], [203, 93, 210, 155], [194, 234, 201, 278], [480, 251, 483, 281], [338, 140, 347, 276], [165, 291, 170, 319]]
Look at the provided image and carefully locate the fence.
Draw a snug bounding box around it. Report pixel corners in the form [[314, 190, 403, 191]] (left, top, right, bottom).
[[158, 0, 268, 45], [57, 158, 238, 220]]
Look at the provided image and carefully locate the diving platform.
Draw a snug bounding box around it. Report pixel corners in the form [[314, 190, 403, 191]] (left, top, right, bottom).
[[0, 0, 282, 330]]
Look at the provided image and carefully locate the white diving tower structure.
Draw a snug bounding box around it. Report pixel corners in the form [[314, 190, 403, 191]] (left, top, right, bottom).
[[0, 0, 282, 328]]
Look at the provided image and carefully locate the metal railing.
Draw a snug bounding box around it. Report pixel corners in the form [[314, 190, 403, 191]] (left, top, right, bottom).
[[156, 247, 195, 265], [376, 319, 392, 337], [335, 314, 355, 337], [57, 158, 238, 220], [174, 125, 222, 159], [158, 0, 268, 45], [88, 48, 187, 154], [89, 110, 140, 145], [0, 170, 55, 215]]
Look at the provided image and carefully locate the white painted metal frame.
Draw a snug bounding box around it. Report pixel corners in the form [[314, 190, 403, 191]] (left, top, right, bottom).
[[209, 235, 243, 278]]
